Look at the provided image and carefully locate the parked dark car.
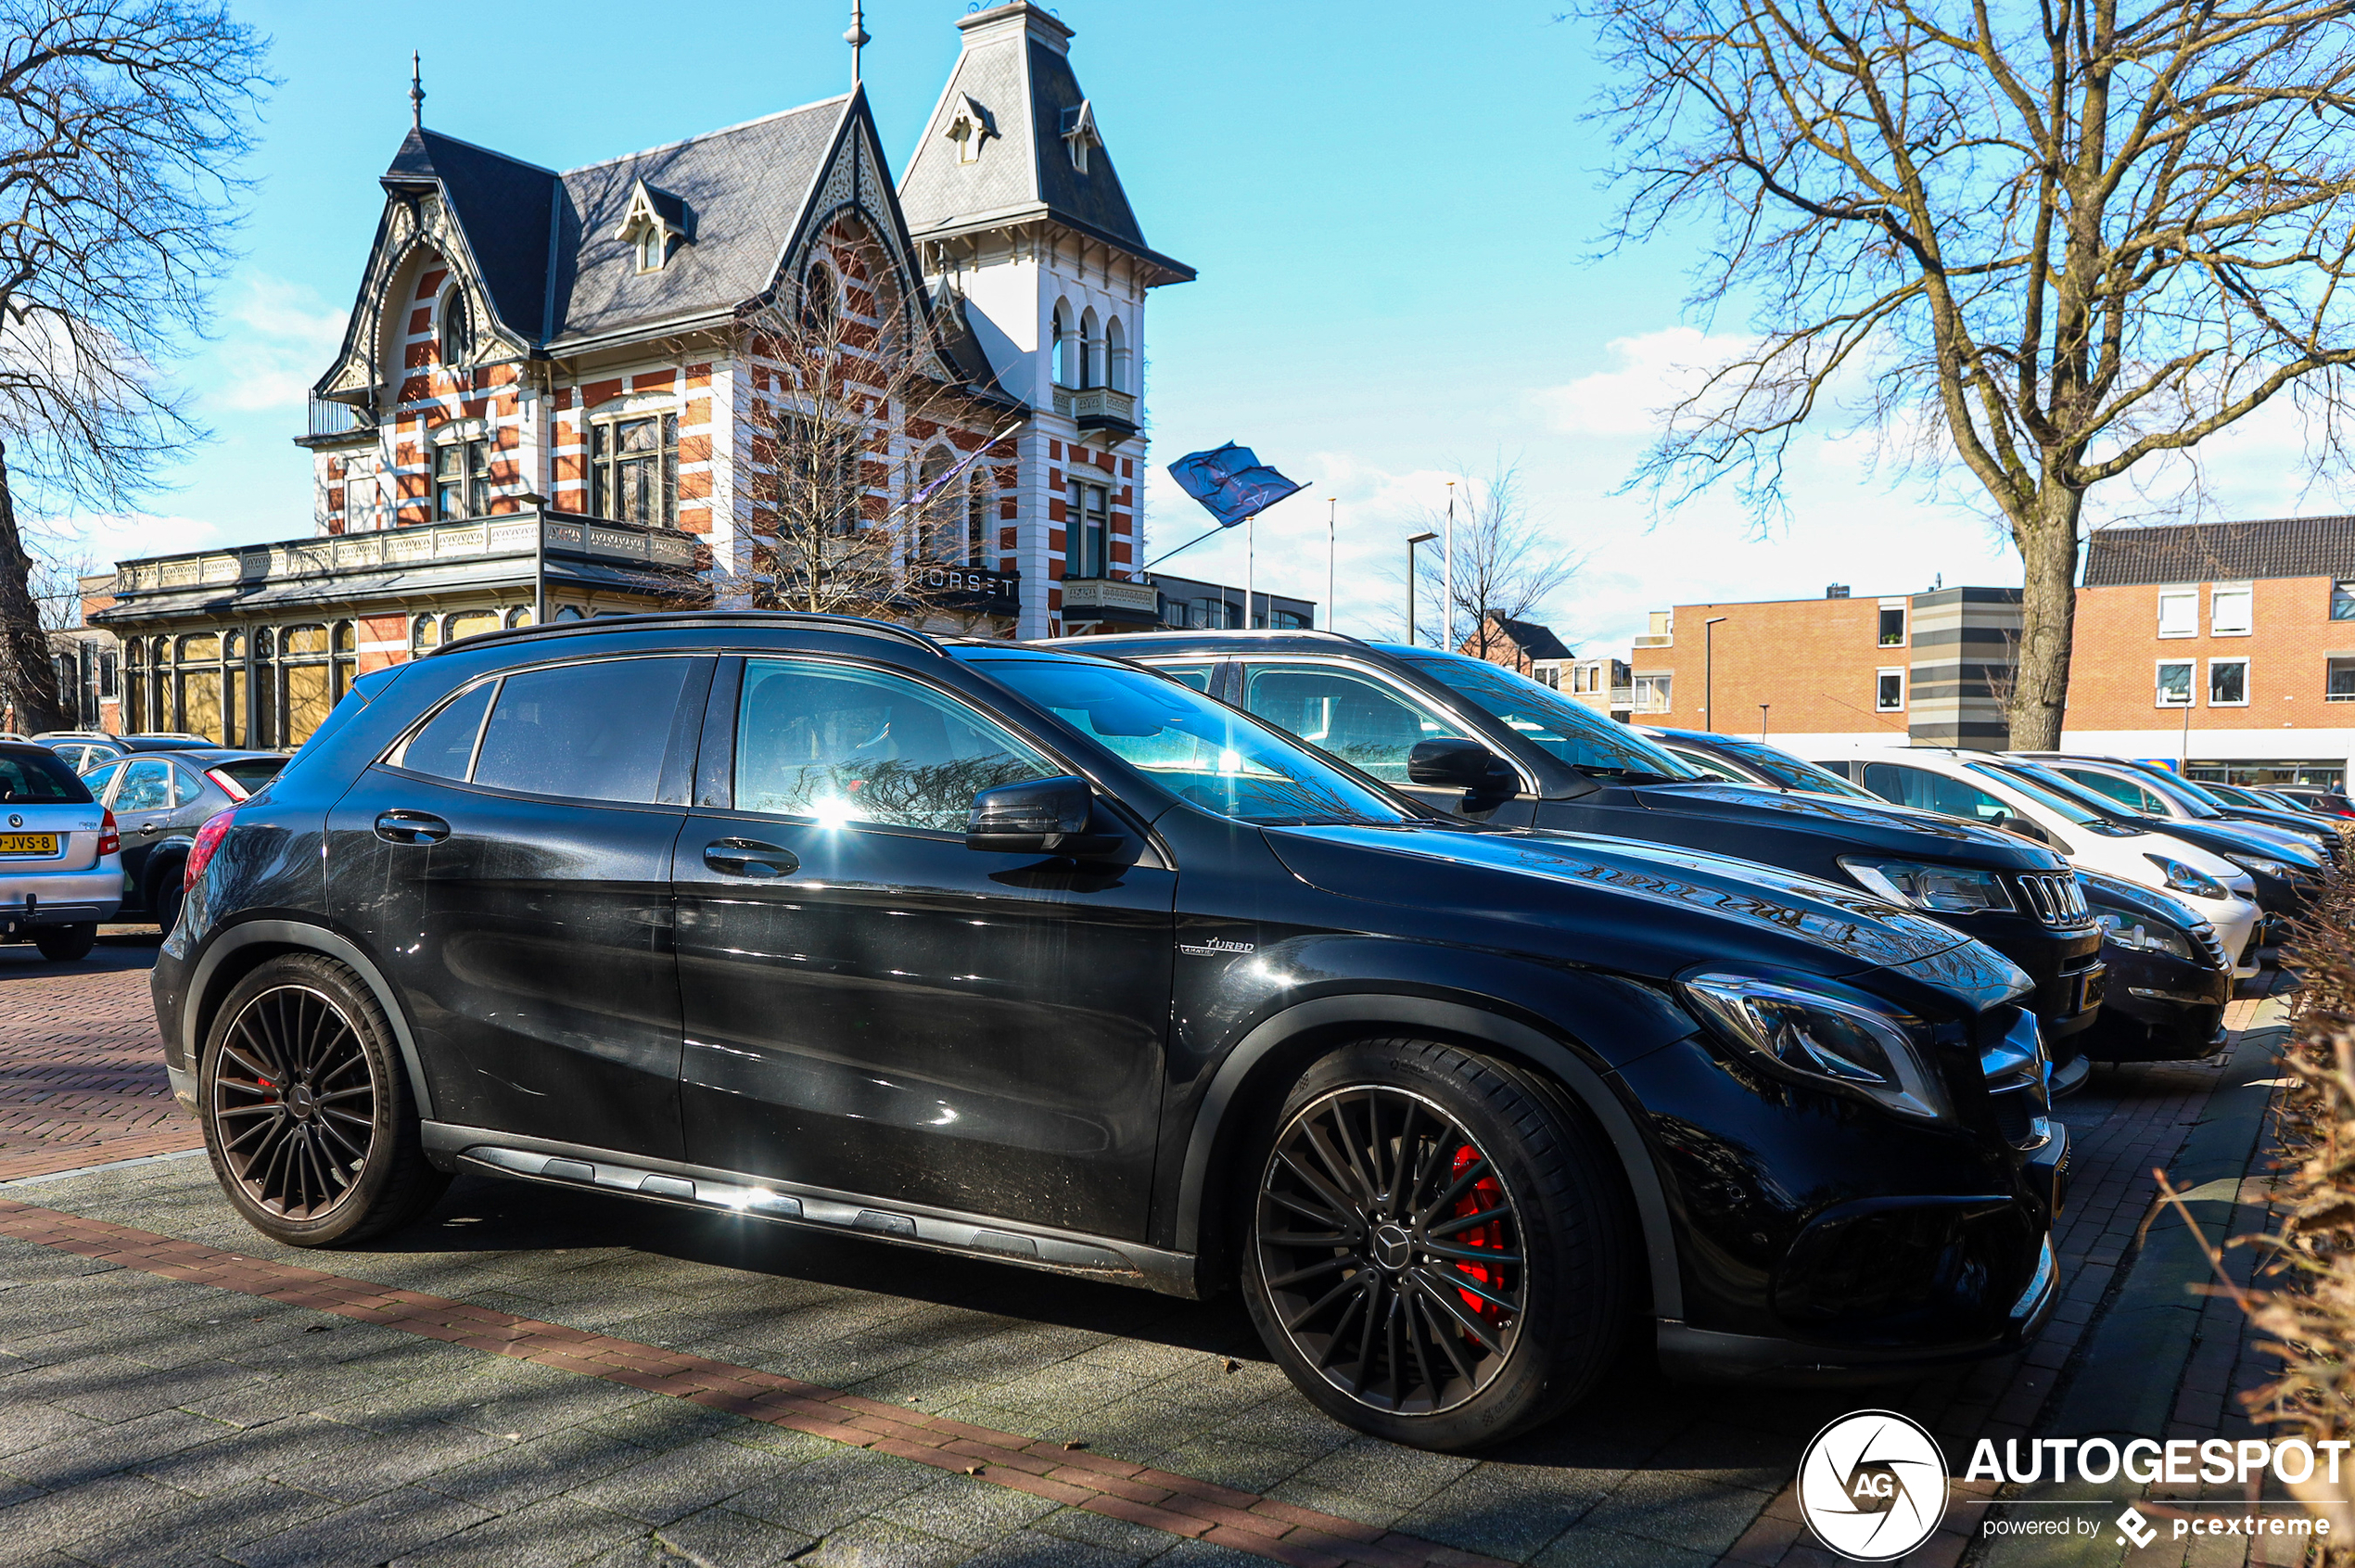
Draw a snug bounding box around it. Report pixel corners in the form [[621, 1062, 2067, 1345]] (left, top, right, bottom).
[[80, 749, 286, 930], [158, 613, 2068, 1451], [2257, 785, 2355, 820], [1083, 631, 2107, 1083], [1638, 728, 1888, 802], [44, 733, 227, 772], [2015, 754, 2339, 864], [2071, 869, 2232, 1063]]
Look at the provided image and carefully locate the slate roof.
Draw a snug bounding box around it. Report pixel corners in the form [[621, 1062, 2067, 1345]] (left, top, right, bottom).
[[381, 127, 559, 345], [1492, 616, 1572, 661], [2082, 517, 2355, 587], [898, 2, 1193, 284]]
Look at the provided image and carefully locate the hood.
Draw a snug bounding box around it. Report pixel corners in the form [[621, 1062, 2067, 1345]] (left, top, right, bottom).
[[2078, 866, 2203, 932], [2145, 816, 2323, 868], [1263, 822, 1981, 982], [1628, 782, 2069, 870]]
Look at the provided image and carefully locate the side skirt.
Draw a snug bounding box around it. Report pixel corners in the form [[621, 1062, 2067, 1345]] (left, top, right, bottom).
[[419, 1122, 1201, 1299]]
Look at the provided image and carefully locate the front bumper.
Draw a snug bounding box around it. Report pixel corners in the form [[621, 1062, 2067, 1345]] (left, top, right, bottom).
[[0, 865, 122, 932], [1950, 912, 2105, 1048]]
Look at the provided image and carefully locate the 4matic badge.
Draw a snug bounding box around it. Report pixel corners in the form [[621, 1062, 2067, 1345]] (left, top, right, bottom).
[[1797, 1409, 1949, 1562]]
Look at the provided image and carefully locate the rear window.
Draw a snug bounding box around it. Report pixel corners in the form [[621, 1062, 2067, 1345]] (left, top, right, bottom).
[[211, 759, 285, 793], [0, 748, 93, 804]]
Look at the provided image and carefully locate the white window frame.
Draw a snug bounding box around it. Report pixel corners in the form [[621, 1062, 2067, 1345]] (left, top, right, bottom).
[[2157, 586, 2198, 638], [2156, 658, 2196, 707], [1877, 599, 1908, 648], [2209, 580, 2253, 637], [2207, 656, 2249, 708], [2327, 655, 2355, 702], [1875, 667, 1905, 712]]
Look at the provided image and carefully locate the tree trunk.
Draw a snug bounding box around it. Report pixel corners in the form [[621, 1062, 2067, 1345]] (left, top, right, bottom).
[[2006, 485, 2082, 751], [0, 440, 67, 735]]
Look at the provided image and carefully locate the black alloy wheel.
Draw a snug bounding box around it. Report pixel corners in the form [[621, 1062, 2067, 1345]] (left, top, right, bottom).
[[198, 952, 448, 1246], [1256, 1085, 1526, 1415], [210, 984, 377, 1220]]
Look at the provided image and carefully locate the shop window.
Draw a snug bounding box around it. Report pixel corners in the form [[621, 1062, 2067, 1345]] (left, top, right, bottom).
[[2158, 587, 2197, 637], [590, 413, 678, 527], [445, 609, 500, 642], [2157, 660, 2194, 706], [2209, 657, 2247, 706], [2210, 582, 2253, 635], [279, 624, 332, 746]]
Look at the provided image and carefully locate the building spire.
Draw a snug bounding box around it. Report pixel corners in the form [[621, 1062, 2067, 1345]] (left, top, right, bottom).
[[409, 51, 425, 129], [845, 1, 868, 85]]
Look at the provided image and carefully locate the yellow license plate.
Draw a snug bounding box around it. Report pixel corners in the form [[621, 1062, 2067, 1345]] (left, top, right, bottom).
[[0, 834, 57, 856]]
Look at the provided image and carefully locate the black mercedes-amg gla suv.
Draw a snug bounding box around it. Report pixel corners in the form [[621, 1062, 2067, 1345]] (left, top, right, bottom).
[[156, 613, 2065, 1451]]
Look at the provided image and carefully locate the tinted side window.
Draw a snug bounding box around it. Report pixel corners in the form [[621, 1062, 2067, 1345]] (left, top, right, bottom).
[[392, 682, 495, 781], [1862, 763, 2007, 822], [1147, 662, 1216, 693], [2060, 768, 2162, 813], [472, 658, 693, 804], [114, 759, 174, 811], [1242, 663, 1459, 784], [734, 659, 1051, 831]]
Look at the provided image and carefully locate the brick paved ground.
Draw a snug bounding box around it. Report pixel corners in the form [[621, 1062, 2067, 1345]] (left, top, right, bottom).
[[0, 937, 193, 1183], [0, 949, 2310, 1566]]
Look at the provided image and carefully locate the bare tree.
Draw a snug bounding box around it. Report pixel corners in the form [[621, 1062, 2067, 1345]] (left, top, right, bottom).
[[1390, 464, 1582, 657], [1584, 0, 2355, 747], [738, 227, 1012, 630]]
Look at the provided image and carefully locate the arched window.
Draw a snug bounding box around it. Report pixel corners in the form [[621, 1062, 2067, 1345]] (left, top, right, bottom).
[[967, 469, 993, 567], [1079, 307, 1101, 389], [554, 604, 586, 621], [802, 264, 837, 332], [439, 285, 472, 367], [505, 606, 535, 628], [1051, 300, 1076, 388], [413, 614, 440, 651], [916, 446, 955, 560], [1106, 316, 1130, 393]]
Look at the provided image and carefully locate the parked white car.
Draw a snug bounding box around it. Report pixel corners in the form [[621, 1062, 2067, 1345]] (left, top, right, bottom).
[[1823, 746, 2262, 977]]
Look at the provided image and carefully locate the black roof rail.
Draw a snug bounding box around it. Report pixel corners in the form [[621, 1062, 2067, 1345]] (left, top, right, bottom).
[[427, 610, 947, 658], [1061, 628, 1371, 648]]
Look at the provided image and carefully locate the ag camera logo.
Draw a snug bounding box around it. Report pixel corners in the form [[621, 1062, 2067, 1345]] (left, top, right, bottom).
[[1798, 1410, 1949, 1562]]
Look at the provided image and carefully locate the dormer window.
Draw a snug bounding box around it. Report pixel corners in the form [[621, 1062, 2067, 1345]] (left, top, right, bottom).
[[1060, 100, 1100, 173], [945, 96, 997, 165], [617, 178, 687, 274]]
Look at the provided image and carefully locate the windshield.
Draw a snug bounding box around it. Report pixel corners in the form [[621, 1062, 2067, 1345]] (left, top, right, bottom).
[[1401, 652, 1700, 783], [1966, 759, 2111, 825], [1708, 737, 1879, 799], [969, 657, 1419, 827]]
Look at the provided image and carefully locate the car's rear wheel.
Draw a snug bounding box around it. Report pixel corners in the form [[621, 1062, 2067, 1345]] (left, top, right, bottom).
[[198, 953, 447, 1246], [1240, 1039, 1633, 1451], [32, 923, 95, 962], [150, 873, 185, 936]]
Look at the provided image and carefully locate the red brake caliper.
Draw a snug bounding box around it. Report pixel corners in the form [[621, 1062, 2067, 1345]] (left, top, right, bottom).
[[1448, 1144, 1508, 1325]]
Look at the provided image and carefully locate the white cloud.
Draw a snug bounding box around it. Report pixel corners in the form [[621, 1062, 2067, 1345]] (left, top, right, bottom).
[[41, 512, 229, 571], [1533, 327, 1753, 438], [207, 274, 348, 414]]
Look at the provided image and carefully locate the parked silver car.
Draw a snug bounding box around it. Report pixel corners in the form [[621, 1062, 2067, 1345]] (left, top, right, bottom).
[[0, 741, 121, 960]]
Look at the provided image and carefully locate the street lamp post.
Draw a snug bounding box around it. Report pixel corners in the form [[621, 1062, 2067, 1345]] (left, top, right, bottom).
[[1326, 498, 1336, 633], [518, 491, 551, 623], [1443, 481, 1456, 653], [1407, 531, 1438, 645], [1703, 615, 1728, 733], [1758, 703, 1770, 741]]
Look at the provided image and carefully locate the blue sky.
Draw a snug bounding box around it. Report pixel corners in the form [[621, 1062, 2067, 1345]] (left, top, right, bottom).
[[68, 0, 2348, 653]]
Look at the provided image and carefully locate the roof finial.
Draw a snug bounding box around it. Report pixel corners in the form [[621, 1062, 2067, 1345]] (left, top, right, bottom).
[[409, 51, 425, 129], [846, 1, 868, 85]]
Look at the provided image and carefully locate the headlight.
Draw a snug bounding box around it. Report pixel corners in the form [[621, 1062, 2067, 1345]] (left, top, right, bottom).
[[1681, 974, 1951, 1121], [2225, 854, 2297, 883], [2094, 909, 2195, 962], [1839, 857, 2016, 914], [2145, 854, 2227, 900]]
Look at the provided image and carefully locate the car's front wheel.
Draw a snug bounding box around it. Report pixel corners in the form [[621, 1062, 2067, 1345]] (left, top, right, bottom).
[[198, 953, 448, 1245], [1240, 1039, 1634, 1451]]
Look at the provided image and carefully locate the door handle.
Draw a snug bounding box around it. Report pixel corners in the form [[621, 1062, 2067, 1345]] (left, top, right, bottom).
[[375, 810, 451, 846], [703, 839, 799, 878]]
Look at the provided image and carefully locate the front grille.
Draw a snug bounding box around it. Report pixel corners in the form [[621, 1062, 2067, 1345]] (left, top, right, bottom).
[[1989, 1086, 2037, 1146], [2015, 872, 2094, 928], [2191, 922, 2228, 973]]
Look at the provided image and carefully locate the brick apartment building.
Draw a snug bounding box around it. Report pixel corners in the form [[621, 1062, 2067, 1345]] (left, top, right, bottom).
[[1606, 585, 2022, 752], [2066, 516, 2355, 787], [83, 2, 1206, 750]]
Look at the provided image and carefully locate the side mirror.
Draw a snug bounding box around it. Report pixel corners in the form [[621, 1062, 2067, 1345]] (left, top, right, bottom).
[[967, 775, 1125, 856], [1407, 738, 1521, 812]]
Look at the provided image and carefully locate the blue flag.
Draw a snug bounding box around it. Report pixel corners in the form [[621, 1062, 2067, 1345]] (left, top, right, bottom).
[[1166, 443, 1304, 528]]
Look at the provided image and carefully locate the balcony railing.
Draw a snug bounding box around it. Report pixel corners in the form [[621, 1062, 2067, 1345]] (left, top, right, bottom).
[[304, 395, 365, 440], [1050, 385, 1139, 434], [107, 511, 701, 598]]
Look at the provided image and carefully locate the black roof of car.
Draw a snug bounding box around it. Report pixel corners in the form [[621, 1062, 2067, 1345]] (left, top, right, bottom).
[[426, 610, 950, 659]]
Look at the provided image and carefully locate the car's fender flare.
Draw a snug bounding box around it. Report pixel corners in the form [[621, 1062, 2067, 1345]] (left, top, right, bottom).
[[1175, 993, 1683, 1319], [185, 917, 435, 1122]]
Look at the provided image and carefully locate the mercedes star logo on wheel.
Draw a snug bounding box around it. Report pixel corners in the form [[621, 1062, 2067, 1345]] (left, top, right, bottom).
[[1796, 1409, 1948, 1562]]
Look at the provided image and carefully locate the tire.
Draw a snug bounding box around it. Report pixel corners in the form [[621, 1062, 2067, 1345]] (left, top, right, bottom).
[[32, 923, 95, 962], [197, 953, 448, 1246], [1239, 1038, 1634, 1451], [150, 873, 185, 937]]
